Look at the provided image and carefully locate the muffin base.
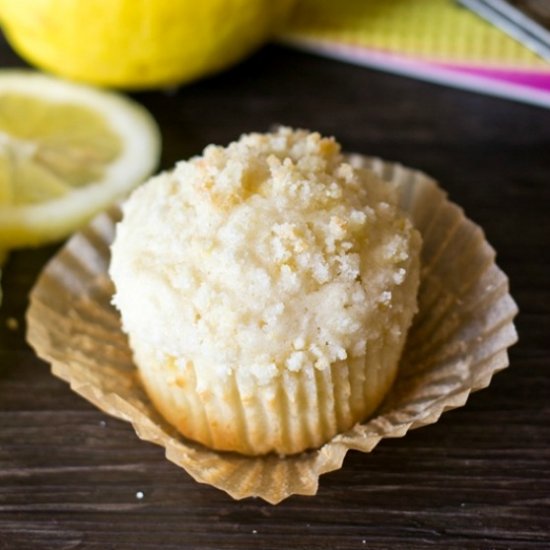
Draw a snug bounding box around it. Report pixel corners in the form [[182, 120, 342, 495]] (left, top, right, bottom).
[[133, 336, 405, 456]]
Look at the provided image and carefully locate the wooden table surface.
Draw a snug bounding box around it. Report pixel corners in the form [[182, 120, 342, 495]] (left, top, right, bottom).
[[1, 33, 549, 550]]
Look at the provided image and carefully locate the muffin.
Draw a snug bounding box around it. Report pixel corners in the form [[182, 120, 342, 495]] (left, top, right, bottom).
[[109, 128, 421, 456]]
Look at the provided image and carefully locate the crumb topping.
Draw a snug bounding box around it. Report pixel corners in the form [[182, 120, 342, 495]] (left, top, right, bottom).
[[110, 128, 421, 387]]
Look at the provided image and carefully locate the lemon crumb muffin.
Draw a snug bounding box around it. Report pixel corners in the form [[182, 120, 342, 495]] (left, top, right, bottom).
[[109, 128, 421, 455]]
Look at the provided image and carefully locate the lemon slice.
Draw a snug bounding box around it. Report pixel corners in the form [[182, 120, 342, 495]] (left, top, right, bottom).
[[0, 70, 161, 248]]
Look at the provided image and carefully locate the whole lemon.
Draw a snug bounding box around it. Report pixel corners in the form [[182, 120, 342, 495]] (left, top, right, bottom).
[[0, 0, 295, 89]]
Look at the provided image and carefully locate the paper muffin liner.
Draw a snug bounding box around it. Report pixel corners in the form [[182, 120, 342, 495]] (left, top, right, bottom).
[[26, 156, 518, 504]]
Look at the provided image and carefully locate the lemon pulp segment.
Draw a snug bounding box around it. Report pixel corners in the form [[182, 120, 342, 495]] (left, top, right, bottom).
[[0, 71, 161, 248], [0, 94, 123, 205]]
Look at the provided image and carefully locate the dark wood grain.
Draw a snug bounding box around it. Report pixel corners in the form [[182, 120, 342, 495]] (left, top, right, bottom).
[[1, 32, 549, 550]]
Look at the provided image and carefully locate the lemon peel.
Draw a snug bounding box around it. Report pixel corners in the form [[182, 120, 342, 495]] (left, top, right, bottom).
[[0, 0, 296, 89]]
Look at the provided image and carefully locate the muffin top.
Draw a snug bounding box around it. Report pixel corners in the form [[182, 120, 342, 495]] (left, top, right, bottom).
[[110, 128, 420, 388]]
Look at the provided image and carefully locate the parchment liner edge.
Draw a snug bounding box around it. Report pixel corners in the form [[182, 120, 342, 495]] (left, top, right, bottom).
[[26, 156, 519, 504]]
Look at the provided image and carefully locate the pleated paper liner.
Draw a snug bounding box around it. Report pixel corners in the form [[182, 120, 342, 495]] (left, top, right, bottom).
[[26, 156, 518, 504]]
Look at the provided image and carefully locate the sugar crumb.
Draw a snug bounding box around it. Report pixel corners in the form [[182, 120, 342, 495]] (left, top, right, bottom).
[[111, 126, 421, 392]]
